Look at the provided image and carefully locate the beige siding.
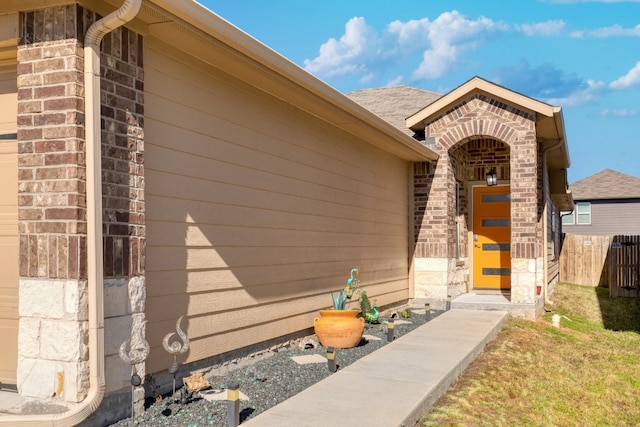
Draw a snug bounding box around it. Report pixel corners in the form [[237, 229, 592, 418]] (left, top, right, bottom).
[[0, 67, 16, 133], [144, 40, 410, 372], [0, 67, 17, 384]]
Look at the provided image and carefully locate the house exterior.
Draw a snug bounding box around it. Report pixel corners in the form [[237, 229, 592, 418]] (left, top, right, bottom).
[[562, 169, 640, 236], [0, 1, 572, 426]]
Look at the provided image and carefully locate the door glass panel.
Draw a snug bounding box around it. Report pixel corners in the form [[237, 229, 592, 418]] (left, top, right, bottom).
[[482, 268, 511, 276], [482, 194, 510, 203], [482, 219, 510, 227], [482, 243, 510, 251]]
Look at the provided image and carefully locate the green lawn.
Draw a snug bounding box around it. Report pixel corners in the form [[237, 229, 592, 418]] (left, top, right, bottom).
[[419, 283, 640, 426]]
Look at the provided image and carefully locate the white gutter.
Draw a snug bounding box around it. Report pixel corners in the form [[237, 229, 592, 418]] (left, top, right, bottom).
[[0, 1, 141, 425]]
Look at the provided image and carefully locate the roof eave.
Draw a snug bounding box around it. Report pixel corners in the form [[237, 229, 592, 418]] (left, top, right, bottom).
[[406, 76, 559, 131], [549, 169, 574, 211], [139, 0, 438, 162]]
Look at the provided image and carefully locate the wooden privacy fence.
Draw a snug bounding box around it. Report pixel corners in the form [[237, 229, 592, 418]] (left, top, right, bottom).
[[560, 234, 640, 297]]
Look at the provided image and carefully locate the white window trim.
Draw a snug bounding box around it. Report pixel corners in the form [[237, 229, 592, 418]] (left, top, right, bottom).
[[576, 202, 591, 225]]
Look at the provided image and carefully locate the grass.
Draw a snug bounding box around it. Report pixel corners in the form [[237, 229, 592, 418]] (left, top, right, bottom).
[[419, 282, 640, 427]]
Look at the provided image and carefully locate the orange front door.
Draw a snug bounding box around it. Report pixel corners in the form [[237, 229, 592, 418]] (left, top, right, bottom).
[[473, 185, 511, 290]]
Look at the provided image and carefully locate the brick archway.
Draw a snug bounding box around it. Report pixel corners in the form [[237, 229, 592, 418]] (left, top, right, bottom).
[[413, 93, 540, 305]]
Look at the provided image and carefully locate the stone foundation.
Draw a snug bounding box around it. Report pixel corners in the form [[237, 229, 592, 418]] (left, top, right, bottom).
[[510, 258, 543, 304], [17, 278, 89, 402], [103, 276, 146, 417], [414, 257, 469, 309]]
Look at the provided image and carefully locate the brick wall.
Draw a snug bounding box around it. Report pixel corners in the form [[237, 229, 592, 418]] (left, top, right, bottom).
[[100, 25, 145, 278]]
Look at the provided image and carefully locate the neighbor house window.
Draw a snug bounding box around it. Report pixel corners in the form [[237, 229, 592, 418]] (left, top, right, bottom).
[[576, 202, 591, 225], [561, 211, 574, 225]]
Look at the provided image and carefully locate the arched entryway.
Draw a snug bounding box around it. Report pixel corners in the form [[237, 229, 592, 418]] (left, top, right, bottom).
[[450, 138, 512, 291], [409, 77, 548, 314]]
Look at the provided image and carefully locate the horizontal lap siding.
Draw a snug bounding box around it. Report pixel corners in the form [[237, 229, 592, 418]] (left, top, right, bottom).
[[0, 68, 17, 384], [564, 200, 640, 236], [144, 40, 409, 372]]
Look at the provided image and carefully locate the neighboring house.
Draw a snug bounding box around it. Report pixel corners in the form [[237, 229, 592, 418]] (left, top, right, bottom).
[[0, 1, 572, 426], [562, 169, 640, 236]]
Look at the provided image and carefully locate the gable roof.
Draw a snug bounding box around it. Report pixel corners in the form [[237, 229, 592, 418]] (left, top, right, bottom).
[[405, 76, 569, 169], [347, 86, 442, 137], [570, 169, 640, 200]]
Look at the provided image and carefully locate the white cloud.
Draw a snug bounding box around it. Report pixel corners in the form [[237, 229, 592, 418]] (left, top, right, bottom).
[[545, 79, 606, 106], [610, 61, 640, 89], [600, 109, 638, 117], [303, 11, 507, 83], [517, 20, 565, 36], [412, 11, 508, 80], [384, 17, 432, 55], [303, 17, 377, 78], [385, 76, 404, 86], [571, 23, 640, 38]]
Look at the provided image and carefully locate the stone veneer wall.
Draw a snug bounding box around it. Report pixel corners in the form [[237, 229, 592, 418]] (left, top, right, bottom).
[[16, 4, 145, 407], [413, 94, 540, 305]]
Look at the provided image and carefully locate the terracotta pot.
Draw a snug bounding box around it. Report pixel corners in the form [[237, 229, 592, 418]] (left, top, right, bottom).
[[313, 309, 365, 349]]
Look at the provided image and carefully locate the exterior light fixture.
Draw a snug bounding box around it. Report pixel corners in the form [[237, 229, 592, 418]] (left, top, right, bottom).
[[486, 168, 497, 186]]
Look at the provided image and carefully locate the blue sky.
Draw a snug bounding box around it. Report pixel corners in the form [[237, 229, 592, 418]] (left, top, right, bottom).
[[202, 0, 640, 184]]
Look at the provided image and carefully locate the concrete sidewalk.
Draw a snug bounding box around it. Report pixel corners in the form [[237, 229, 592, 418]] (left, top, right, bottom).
[[243, 309, 507, 427]]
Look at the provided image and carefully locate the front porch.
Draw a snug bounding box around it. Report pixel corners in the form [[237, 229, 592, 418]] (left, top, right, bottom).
[[450, 291, 545, 318]]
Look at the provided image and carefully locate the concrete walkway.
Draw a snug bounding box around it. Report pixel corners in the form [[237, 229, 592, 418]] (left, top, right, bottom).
[[243, 309, 507, 427]]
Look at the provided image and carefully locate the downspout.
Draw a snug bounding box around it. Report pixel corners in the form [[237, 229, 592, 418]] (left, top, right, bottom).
[[0, 1, 141, 425], [542, 138, 564, 306]]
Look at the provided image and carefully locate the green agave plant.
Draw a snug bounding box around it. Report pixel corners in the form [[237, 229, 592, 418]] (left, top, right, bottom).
[[328, 269, 379, 323]]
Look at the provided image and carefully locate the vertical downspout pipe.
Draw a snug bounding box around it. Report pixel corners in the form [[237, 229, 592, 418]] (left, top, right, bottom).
[[0, 1, 141, 425]]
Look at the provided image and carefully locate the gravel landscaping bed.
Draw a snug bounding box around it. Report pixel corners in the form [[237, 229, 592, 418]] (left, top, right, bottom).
[[109, 309, 438, 426]]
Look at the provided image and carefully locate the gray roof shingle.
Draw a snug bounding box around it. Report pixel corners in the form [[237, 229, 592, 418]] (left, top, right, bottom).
[[347, 86, 442, 137], [570, 169, 640, 200]]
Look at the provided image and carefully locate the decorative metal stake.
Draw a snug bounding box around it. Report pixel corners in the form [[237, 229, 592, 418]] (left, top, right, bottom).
[[227, 382, 240, 427], [326, 347, 336, 372], [118, 321, 150, 424], [387, 318, 395, 342], [162, 315, 190, 401], [425, 303, 431, 321]]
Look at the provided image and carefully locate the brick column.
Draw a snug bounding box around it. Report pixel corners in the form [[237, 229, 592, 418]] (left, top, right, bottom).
[[509, 133, 540, 303], [413, 155, 455, 304], [99, 25, 146, 407], [16, 10, 89, 401], [16, 5, 146, 408]]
